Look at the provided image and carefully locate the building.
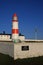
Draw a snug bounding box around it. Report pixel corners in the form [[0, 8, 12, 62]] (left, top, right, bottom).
[[0, 32, 25, 41], [0, 33, 11, 41]]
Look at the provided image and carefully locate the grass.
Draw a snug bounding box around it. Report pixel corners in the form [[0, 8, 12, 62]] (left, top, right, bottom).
[[15, 56, 43, 65], [0, 53, 14, 65], [0, 53, 43, 65]]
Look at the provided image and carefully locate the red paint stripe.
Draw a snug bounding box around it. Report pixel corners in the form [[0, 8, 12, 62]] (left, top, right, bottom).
[[12, 20, 18, 22], [12, 29, 19, 34]]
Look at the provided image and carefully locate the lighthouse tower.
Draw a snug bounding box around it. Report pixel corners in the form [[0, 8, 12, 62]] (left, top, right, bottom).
[[12, 13, 19, 43]]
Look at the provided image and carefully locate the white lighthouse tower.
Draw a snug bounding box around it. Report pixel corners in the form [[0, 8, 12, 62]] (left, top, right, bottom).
[[12, 13, 19, 43]]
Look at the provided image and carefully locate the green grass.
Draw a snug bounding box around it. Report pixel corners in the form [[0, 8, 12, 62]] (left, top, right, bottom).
[[0, 53, 43, 65], [15, 56, 43, 65], [0, 53, 14, 65], [15, 57, 43, 65]]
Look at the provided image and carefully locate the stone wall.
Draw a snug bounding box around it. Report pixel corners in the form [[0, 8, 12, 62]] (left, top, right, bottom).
[[14, 42, 43, 60], [0, 42, 14, 57], [0, 42, 43, 60]]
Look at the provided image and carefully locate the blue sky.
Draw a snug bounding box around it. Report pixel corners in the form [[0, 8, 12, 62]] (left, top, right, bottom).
[[0, 0, 43, 39]]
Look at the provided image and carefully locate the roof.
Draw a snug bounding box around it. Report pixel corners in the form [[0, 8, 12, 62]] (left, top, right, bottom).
[[0, 33, 24, 36], [0, 33, 11, 35], [13, 13, 17, 17]]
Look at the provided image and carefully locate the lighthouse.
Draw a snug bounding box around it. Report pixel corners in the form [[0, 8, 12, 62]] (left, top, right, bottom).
[[12, 13, 19, 43]]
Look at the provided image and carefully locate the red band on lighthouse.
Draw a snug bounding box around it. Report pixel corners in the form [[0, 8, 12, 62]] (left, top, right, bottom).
[[12, 20, 18, 22], [12, 29, 19, 34]]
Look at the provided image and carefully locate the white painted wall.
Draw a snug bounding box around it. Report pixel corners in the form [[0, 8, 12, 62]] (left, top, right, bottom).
[[14, 42, 43, 60], [19, 36, 25, 41], [0, 35, 25, 41], [0, 35, 10, 40]]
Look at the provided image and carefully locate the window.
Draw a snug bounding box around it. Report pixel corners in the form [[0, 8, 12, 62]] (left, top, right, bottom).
[[1, 35, 2, 37]]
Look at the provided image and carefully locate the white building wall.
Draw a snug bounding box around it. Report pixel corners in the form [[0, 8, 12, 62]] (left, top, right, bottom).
[[0, 35, 11, 41], [19, 36, 25, 41], [0, 35, 25, 42], [14, 42, 43, 60]]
